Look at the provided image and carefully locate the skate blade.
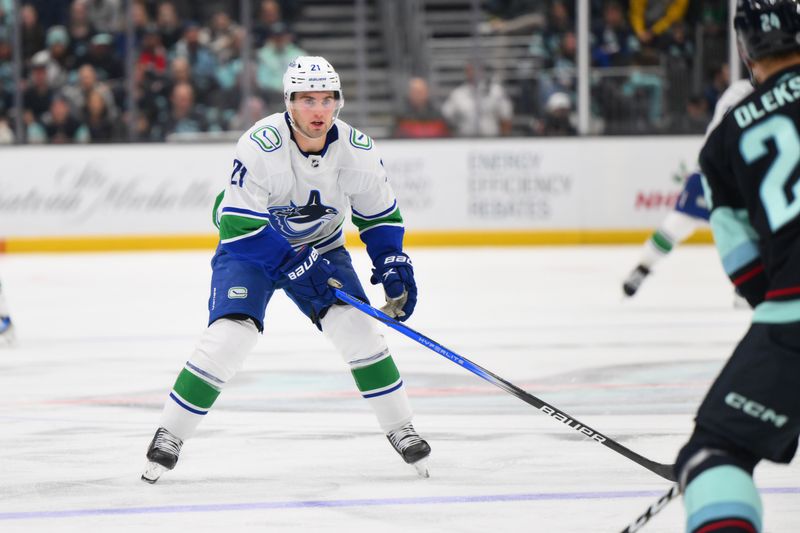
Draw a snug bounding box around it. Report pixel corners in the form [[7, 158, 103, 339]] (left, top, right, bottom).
[[412, 458, 430, 478], [141, 461, 168, 484]]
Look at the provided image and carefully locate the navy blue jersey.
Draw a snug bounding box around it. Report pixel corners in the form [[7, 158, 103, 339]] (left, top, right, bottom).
[[700, 65, 800, 321]]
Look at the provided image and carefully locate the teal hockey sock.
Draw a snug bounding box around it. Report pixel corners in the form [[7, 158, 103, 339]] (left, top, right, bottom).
[[684, 465, 762, 533]]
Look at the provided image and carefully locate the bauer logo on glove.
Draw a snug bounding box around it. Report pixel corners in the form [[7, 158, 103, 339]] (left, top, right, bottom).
[[370, 252, 417, 321]]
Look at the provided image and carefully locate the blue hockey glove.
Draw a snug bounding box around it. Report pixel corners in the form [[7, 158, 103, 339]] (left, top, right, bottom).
[[370, 252, 417, 321], [281, 246, 340, 311]]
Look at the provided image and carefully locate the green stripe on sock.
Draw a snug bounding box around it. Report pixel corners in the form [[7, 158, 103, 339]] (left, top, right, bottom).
[[651, 231, 673, 253], [351, 356, 401, 392], [172, 368, 221, 409]]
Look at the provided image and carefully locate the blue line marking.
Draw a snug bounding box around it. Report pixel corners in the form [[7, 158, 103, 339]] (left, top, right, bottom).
[[2, 488, 797, 521]]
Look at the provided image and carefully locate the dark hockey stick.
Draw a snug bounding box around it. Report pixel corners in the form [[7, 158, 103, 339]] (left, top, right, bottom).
[[620, 484, 680, 533], [334, 289, 676, 482]]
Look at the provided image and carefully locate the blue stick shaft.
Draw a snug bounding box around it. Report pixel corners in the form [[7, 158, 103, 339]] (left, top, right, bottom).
[[335, 289, 676, 482]]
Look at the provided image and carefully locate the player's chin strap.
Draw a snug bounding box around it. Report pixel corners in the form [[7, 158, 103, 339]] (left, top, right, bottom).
[[331, 286, 677, 482]]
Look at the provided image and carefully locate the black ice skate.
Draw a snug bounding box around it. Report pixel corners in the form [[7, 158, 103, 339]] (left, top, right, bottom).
[[622, 265, 650, 297], [387, 422, 431, 478], [141, 427, 183, 484]]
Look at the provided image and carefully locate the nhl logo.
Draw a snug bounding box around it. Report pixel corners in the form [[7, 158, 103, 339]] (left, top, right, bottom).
[[311, 158, 320, 168]]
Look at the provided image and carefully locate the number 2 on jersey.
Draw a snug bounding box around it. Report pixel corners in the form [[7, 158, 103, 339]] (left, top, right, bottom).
[[740, 115, 800, 232]]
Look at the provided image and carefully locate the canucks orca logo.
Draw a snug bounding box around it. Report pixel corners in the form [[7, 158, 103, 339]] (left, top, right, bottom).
[[266, 190, 338, 239]]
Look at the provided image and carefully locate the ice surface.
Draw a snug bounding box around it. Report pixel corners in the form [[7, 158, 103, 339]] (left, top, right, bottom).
[[0, 246, 796, 532]]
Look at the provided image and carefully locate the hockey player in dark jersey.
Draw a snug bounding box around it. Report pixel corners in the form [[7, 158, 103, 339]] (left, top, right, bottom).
[[674, 2, 800, 532]]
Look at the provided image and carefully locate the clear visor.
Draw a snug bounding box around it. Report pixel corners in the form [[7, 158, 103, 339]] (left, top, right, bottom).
[[287, 93, 343, 112]]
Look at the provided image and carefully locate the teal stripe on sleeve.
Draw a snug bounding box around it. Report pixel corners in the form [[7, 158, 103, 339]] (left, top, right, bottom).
[[709, 207, 760, 275], [753, 300, 800, 323]]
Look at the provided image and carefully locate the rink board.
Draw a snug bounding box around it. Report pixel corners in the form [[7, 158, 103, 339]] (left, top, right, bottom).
[[0, 137, 705, 251]]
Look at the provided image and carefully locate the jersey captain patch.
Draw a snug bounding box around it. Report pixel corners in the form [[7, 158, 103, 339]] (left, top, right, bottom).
[[266, 190, 339, 239]]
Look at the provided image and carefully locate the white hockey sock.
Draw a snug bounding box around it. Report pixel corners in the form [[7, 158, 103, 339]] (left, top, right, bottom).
[[322, 305, 414, 433], [159, 318, 259, 441], [640, 211, 702, 268]]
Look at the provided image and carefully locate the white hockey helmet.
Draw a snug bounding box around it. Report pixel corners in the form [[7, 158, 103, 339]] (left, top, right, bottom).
[[283, 56, 344, 109]]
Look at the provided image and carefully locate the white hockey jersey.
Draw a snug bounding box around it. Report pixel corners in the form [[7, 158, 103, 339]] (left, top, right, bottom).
[[703, 79, 754, 141], [215, 113, 403, 266]]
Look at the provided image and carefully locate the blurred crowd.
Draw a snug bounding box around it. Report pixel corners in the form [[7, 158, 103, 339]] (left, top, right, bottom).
[[0, 0, 303, 143], [394, 0, 731, 138], [0, 0, 733, 144]]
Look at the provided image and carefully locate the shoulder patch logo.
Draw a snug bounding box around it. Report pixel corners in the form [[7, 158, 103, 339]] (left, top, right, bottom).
[[250, 125, 282, 152], [228, 287, 248, 299], [349, 127, 373, 150]]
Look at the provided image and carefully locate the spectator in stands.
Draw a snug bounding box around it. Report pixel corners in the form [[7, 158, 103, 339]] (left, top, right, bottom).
[[544, 0, 574, 55], [393, 77, 450, 138], [205, 10, 241, 63], [20, 4, 45, 62], [538, 30, 577, 111], [131, 0, 151, 44], [138, 24, 168, 75], [40, 95, 87, 144], [130, 62, 165, 141], [256, 22, 305, 106], [160, 82, 209, 138], [591, 0, 637, 67], [535, 91, 576, 136], [79, 88, 117, 142], [86, 0, 122, 34], [0, 110, 14, 144], [63, 64, 118, 121], [227, 94, 267, 132], [703, 63, 729, 113], [662, 21, 694, 66], [442, 63, 513, 137], [628, 0, 690, 47], [253, 0, 285, 47], [0, 27, 12, 93], [667, 93, 708, 134], [173, 22, 218, 104], [67, 0, 97, 63], [157, 1, 183, 51], [43, 25, 73, 88], [214, 28, 262, 128], [165, 56, 210, 110], [25, 0, 71, 30], [78, 33, 123, 81], [23, 52, 54, 122]]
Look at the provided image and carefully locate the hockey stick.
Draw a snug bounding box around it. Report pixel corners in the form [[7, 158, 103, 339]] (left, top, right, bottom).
[[620, 484, 680, 533], [334, 289, 676, 482]]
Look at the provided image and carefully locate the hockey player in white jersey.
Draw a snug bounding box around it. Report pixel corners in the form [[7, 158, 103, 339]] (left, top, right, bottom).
[[622, 78, 754, 297], [142, 56, 430, 483]]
